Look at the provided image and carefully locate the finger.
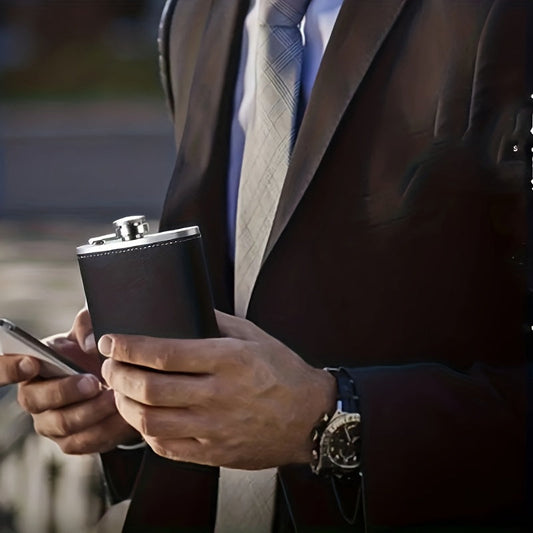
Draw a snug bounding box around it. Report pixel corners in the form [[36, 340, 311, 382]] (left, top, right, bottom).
[[40, 335, 103, 379], [18, 373, 101, 413], [101, 359, 214, 407], [0, 355, 39, 385], [98, 334, 241, 373], [68, 308, 96, 354], [55, 413, 137, 455], [114, 391, 208, 439], [33, 389, 117, 438]]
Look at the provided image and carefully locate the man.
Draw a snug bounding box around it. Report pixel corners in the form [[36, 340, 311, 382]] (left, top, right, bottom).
[[1, 0, 531, 531]]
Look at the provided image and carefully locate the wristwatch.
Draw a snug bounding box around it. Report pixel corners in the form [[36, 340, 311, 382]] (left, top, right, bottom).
[[311, 368, 361, 478]]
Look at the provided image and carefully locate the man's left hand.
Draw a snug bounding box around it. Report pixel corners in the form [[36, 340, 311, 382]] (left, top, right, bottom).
[[100, 310, 336, 469]]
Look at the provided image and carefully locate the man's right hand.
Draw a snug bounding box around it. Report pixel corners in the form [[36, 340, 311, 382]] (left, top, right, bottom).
[[10, 308, 139, 454]]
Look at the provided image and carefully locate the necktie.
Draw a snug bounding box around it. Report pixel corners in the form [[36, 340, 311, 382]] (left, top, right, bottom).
[[215, 467, 278, 533], [234, 0, 311, 318], [218, 3, 311, 530]]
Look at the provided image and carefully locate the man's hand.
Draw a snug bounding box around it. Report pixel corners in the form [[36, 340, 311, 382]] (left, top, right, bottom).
[[15, 308, 139, 454], [18, 374, 137, 454], [0, 353, 40, 385], [100, 310, 336, 469], [0, 308, 101, 385]]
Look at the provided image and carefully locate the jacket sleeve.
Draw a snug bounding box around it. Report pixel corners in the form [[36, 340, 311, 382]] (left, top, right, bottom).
[[348, 361, 526, 526]]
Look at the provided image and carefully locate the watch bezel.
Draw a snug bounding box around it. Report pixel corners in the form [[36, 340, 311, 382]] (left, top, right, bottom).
[[319, 411, 361, 471]]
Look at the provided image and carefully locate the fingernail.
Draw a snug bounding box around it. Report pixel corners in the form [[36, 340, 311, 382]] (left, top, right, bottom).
[[98, 335, 113, 356], [18, 357, 36, 378], [101, 359, 111, 384], [77, 375, 98, 396], [83, 333, 96, 353]]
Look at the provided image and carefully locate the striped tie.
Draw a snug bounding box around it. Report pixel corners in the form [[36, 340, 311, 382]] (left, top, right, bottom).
[[234, 0, 311, 318], [219, 3, 312, 530]]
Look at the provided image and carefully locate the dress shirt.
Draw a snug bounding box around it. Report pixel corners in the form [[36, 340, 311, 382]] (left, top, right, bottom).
[[227, 0, 344, 258]]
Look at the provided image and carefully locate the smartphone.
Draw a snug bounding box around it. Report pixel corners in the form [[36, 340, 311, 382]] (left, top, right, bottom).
[[0, 318, 86, 378]]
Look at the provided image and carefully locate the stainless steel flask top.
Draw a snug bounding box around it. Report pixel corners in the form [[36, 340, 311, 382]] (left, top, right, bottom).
[[77, 215, 199, 254], [113, 215, 150, 241]]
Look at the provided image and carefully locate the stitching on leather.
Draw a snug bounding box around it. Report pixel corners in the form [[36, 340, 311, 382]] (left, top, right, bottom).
[[77, 235, 198, 259]]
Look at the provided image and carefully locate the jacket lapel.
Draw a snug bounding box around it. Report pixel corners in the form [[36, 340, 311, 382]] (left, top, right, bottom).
[[169, 0, 248, 180], [263, 0, 408, 262], [161, 0, 249, 311]]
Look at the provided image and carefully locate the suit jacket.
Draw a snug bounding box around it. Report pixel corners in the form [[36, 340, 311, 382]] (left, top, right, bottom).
[[104, 0, 532, 531]]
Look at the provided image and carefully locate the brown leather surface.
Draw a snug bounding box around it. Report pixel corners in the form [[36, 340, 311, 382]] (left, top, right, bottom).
[[78, 235, 218, 342]]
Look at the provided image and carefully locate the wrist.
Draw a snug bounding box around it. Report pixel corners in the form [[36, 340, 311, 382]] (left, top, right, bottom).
[[116, 430, 146, 451], [117, 439, 146, 451], [314, 367, 338, 421], [295, 367, 337, 464], [311, 368, 362, 479]]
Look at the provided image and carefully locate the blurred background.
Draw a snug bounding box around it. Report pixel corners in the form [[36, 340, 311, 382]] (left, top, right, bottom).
[[0, 1, 176, 531]]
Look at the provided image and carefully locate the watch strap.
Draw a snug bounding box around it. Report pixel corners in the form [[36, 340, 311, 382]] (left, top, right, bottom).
[[325, 367, 359, 413]]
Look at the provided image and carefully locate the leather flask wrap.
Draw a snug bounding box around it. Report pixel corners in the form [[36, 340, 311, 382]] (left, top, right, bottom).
[[79, 226, 220, 531], [77, 232, 218, 342]]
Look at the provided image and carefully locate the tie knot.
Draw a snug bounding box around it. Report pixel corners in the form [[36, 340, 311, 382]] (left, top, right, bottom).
[[258, 0, 311, 27]]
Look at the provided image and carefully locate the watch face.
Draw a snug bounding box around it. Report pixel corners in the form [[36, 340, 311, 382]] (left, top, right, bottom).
[[322, 413, 361, 469]]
